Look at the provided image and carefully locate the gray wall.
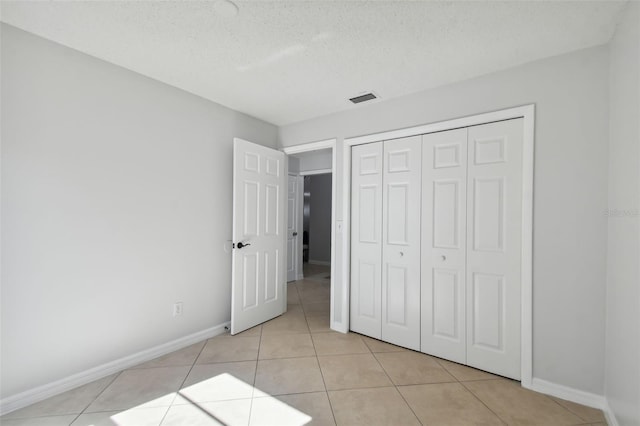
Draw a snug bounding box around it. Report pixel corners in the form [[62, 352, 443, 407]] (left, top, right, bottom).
[[279, 45, 610, 395], [605, 2, 640, 425], [298, 149, 332, 173], [288, 156, 300, 174], [1, 24, 278, 399], [307, 174, 332, 264]]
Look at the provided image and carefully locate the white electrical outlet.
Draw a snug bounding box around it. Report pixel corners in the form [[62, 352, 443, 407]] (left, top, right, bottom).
[[173, 302, 183, 317]]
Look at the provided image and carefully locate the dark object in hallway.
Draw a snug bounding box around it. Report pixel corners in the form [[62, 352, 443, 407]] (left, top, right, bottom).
[[303, 230, 309, 263]]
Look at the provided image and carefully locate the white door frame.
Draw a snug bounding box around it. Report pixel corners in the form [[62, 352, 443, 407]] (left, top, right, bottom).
[[282, 139, 338, 330], [342, 104, 535, 387], [287, 172, 300, 282], [300, 168, 332, 176]]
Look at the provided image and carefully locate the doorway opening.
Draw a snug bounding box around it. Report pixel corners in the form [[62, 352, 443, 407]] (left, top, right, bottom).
[[302, 173, 332, 278], [283, 141, 337, 332]]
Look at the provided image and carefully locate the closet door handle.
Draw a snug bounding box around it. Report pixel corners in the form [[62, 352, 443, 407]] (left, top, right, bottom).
[[441, 255, 447, 261], [399, 251, 404, 257]]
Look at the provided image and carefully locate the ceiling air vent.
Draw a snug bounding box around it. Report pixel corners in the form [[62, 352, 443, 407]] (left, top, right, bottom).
[[349, 92, 378, 104]]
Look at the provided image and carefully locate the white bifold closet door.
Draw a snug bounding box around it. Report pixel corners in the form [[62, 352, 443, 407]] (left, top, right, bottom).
[[352, 118, 523, 379], [350, 142, 383, 339], [421, 118, 523, 380], [421, 128, 469, 364], [466, 119, 522, 379], [381, 136, 422, 350], [350, 136, 422, 350]]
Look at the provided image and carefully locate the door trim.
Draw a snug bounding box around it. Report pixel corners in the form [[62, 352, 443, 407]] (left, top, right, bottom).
[[282, 139, 338, 332], [342, 105, 535, 388], [300, 168, 332, 176], [287, 172, 300, 283]]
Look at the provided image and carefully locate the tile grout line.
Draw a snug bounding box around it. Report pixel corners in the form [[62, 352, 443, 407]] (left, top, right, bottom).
[[245, 320, 265, 424], [458, 379, 509, 425], [69, 367, 123, 424], [150, 339, 212, 426], [0, 413, 74, 423], [424, 341, 504, 423], [394, 385, 425, 426], [293, 280, 303, 308], [403, 346, 571, 426], [312, 314, 528, 426], [295, 279, 317, 335], [368, 343, 509, 426], [547, 394, 599, 424], [369, 350, 424, 425], [175, 339, 209, 390], [306, 304, 339, 426], [329, 384, 416, 393], [295, 281, 311, 320], [430, 356, 584, 424]]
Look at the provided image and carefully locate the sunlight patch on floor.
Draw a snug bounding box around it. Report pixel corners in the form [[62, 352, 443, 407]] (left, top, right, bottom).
[[104, 373, 312, 426]]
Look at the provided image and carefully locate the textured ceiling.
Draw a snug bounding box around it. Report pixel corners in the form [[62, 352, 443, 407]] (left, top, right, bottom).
[[0, 1, 627, 125]]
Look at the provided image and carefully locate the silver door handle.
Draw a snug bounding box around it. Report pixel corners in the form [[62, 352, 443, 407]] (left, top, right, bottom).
[[293, 232, 298, 236], [441, 255, 446, 261], [400, 251, 404, 257]]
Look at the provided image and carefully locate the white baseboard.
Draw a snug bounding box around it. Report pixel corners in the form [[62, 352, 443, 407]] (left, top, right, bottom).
[[0, 322, 230, 416], [308, 260, 330, 266], [602, 399, 620, 426], [297, 273, 304, 280], [529, 378, 616, 424]]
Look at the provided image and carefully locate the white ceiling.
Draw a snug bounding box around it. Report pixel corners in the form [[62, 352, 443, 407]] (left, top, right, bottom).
[[0, 0, 627, 126]]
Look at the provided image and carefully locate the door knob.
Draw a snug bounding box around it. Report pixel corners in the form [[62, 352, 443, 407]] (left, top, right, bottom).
[[236, 242, 251, 249], [400, 251, 404, 257], [293, 232, 298, 236], [441, 255, 446, 261]]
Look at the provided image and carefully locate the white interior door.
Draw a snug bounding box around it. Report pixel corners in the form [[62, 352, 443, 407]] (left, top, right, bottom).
[[286, 174, 299, 282], [350, 142, 383, 339], [381, 135, 422, 351], [421, 128, 468, 364], [466, 119, 523, 379], [231, 138, 286, 335]]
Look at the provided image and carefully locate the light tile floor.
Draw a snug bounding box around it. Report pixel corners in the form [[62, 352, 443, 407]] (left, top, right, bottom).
[[2, 268, 607, 426]]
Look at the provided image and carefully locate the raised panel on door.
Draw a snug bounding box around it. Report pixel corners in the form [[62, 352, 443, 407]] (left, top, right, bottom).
[[265, 184, 279, 236], [421, 128, 468, 363], [382, 135, 421, 350], [242, 252, 259, 310], [286, 174, 298, 282], [286, 237, 295, 281], [466, 118, 523, 379], [350, 142, 383, 339]]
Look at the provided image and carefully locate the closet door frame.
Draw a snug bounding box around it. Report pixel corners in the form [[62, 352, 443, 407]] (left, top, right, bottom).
[[342, 104, 535, 388]]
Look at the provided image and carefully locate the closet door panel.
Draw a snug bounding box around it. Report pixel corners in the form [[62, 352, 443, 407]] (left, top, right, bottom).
[[421, 128, 468, 363], [466, 118, 523, 380], [382, 136, 422, 350], [350, 142, 383, 339]]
